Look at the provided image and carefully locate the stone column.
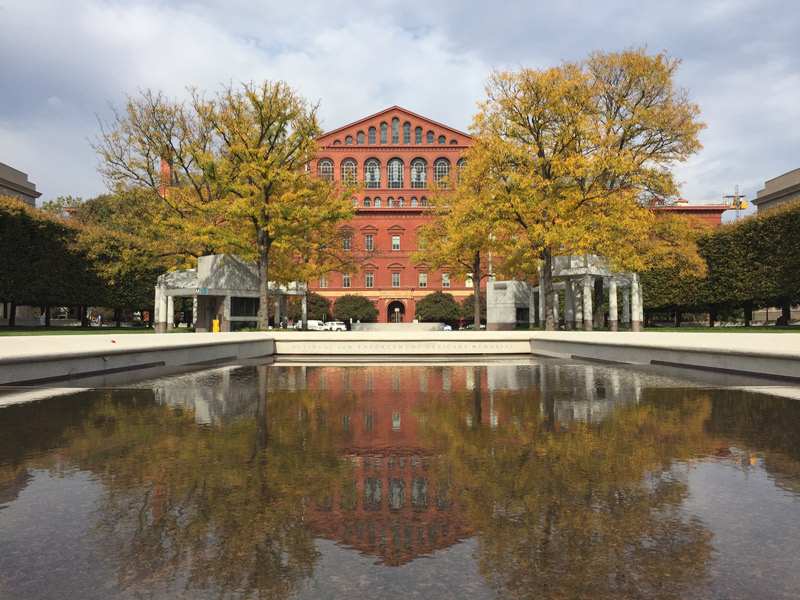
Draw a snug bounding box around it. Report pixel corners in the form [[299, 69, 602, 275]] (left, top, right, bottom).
[[553, 289, 560, 328], [574, 285, 583, 330], [273, 294, 281, 329], [156, 283, 168, 334], [608, 277, 618, 332], [631, 273, 643, 332], [192, 296, 198, 329], [622, 288, 631, 329], [564, 280, 575, 330], [582, 274, 593, 331], [529, 283, 537, 329], [153, 285, 161, 332], [301, 292, 308, 330], [280, 295, 289, 329], [538, 285, 545, 326], [167, 295, 175, 330]]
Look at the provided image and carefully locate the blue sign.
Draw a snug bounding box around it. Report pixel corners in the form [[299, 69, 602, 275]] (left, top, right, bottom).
[[201, 288, 207, 295]]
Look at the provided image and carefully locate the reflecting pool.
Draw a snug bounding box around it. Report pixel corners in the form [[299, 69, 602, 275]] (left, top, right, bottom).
[[2, 362, 800, 599]]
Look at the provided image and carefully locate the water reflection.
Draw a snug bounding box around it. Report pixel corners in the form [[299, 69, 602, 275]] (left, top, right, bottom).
[[1, 364, 800, 599]]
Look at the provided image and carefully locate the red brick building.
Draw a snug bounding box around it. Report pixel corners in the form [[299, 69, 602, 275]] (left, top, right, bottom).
[[308, 107, 477, 323]]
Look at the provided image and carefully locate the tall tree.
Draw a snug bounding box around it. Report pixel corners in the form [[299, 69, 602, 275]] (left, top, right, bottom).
[[414, 146, 501, 327], [94, 82, 355, 329], [472, 48, 705, 329]]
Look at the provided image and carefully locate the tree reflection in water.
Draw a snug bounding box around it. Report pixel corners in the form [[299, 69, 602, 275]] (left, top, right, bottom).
[[3, 363, 800, 598]]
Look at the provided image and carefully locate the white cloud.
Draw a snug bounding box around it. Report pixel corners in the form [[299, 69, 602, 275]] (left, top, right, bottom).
[[0, 0, 798, 211]]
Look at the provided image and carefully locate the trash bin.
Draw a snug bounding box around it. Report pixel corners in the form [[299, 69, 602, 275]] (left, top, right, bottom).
[[212, 319, 220, 332]]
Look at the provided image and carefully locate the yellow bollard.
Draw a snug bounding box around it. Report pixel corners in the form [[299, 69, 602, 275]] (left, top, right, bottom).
[[212, 319, 220, 333]]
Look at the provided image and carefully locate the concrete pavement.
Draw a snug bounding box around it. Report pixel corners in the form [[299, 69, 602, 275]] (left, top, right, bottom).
[[0, 330, 798, 387]]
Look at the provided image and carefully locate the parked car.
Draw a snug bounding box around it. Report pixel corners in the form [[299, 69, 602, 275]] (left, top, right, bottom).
[[443, 324, 452, 331], [324, 321, 347, 331], [307, 320, 326, 330]]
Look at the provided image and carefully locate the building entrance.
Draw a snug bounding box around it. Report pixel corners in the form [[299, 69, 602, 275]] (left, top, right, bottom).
[[387, 301, 406, 323]]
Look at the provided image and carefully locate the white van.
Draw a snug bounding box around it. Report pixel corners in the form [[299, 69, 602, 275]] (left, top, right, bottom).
[[306, 320, 326, 331]]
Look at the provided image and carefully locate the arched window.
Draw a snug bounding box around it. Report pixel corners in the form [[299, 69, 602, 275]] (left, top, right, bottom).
[[438, 135, 446, 145], [410, 158, 427, 189], [364, 159, 380, 188], [380, 122, 388, 144], [374, 197, 382, 207], [341, 159, 357, 185], [352, 197, 358, 207], [397, 197, 405, 207], [387, 197, 394, 207], [364, 197, 371, 207], [403, 122, 411, 144], [345, 135, 353, 145], [450, 139, 458, 145], [368, 127, 376, 144], [318, 159, 334, 182], [387, 158, 404, 189], [427, 131, 434, 144], [410, 197, 418, 207], [421, 197, 428, 206], [434, 158, 451, 187], [457, 158, 467, 184], [391, 118, 399, 144], [333, 140, 341, 146], [415, 127, 422, 144], [357, 131, 365, 145]]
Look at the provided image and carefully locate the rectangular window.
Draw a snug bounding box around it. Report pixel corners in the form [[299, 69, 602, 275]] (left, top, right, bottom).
[[366, 272, 374, 288], [392, 235, 400, 250], [319, 275, 327, 288], [365, 234, 373, 251], [442, 273, 450, 288], [343, 273, 351, 288], [419, 272, 427, 288], [392, 272, 400, 287], [466, 275, 474, 288], [343, 235, 350, 251]]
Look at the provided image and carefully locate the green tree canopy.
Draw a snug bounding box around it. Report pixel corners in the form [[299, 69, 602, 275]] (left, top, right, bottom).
[[332, 294, 378, 322], [415, 291, 462, 322]]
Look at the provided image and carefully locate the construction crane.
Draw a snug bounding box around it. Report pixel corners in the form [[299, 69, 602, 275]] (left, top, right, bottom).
[[723, 185, 747, 219]]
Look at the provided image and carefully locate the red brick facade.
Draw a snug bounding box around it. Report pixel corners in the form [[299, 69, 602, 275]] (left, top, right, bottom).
[[308, 107, 478, 323]]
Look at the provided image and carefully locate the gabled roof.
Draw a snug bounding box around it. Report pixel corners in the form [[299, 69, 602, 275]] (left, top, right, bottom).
[[317, 106, 471, 144]]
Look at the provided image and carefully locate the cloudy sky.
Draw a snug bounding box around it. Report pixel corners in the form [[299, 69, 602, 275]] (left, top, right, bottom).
[[2, 0, 798, 219]]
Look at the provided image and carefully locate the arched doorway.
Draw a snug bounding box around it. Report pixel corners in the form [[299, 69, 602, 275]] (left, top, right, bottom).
[[387, 300, 405, 323]]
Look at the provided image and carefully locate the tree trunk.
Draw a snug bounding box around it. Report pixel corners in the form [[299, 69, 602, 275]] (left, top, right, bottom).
[[674, 310, 682, 328], [44, 306, 51, 327], [782, 299, 791, 324], [8, 302, 16, 327], [708, 308, 717, 328], [593, 277, 604, 329], [256, 225, 273, 331], [542, 247, 555, 331], [81, 305, 90, 327], [473, 252, 481, 328], [743, 302, 752, 327]]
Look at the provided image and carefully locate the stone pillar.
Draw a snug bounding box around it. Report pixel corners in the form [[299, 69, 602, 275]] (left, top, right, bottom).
[[622, 288, 631, 329], [574, 285, 583, 330], [608, 278, 618, 332], [280, 295, 289, 329], [553, 289, 560, 328], [564, 280, 575, 330], [529, 283, 537, 329], [301, 292, 308, 330], [192, 296, 198, 329], [538, 285, 545, 325], [273, 295, 281, 329], [631, 273, 643, 332], [153, 285, 161, 332], [156, 284, 168, 334], [582, 275, 593, 331], [167, 295, 175, 330]]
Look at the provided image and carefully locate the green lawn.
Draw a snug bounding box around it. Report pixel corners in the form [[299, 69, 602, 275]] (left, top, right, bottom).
[[0, 326, 183, 336]]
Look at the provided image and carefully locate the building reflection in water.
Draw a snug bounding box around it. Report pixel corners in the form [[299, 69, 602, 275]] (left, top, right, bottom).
[[139, 362, 676, 567]]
